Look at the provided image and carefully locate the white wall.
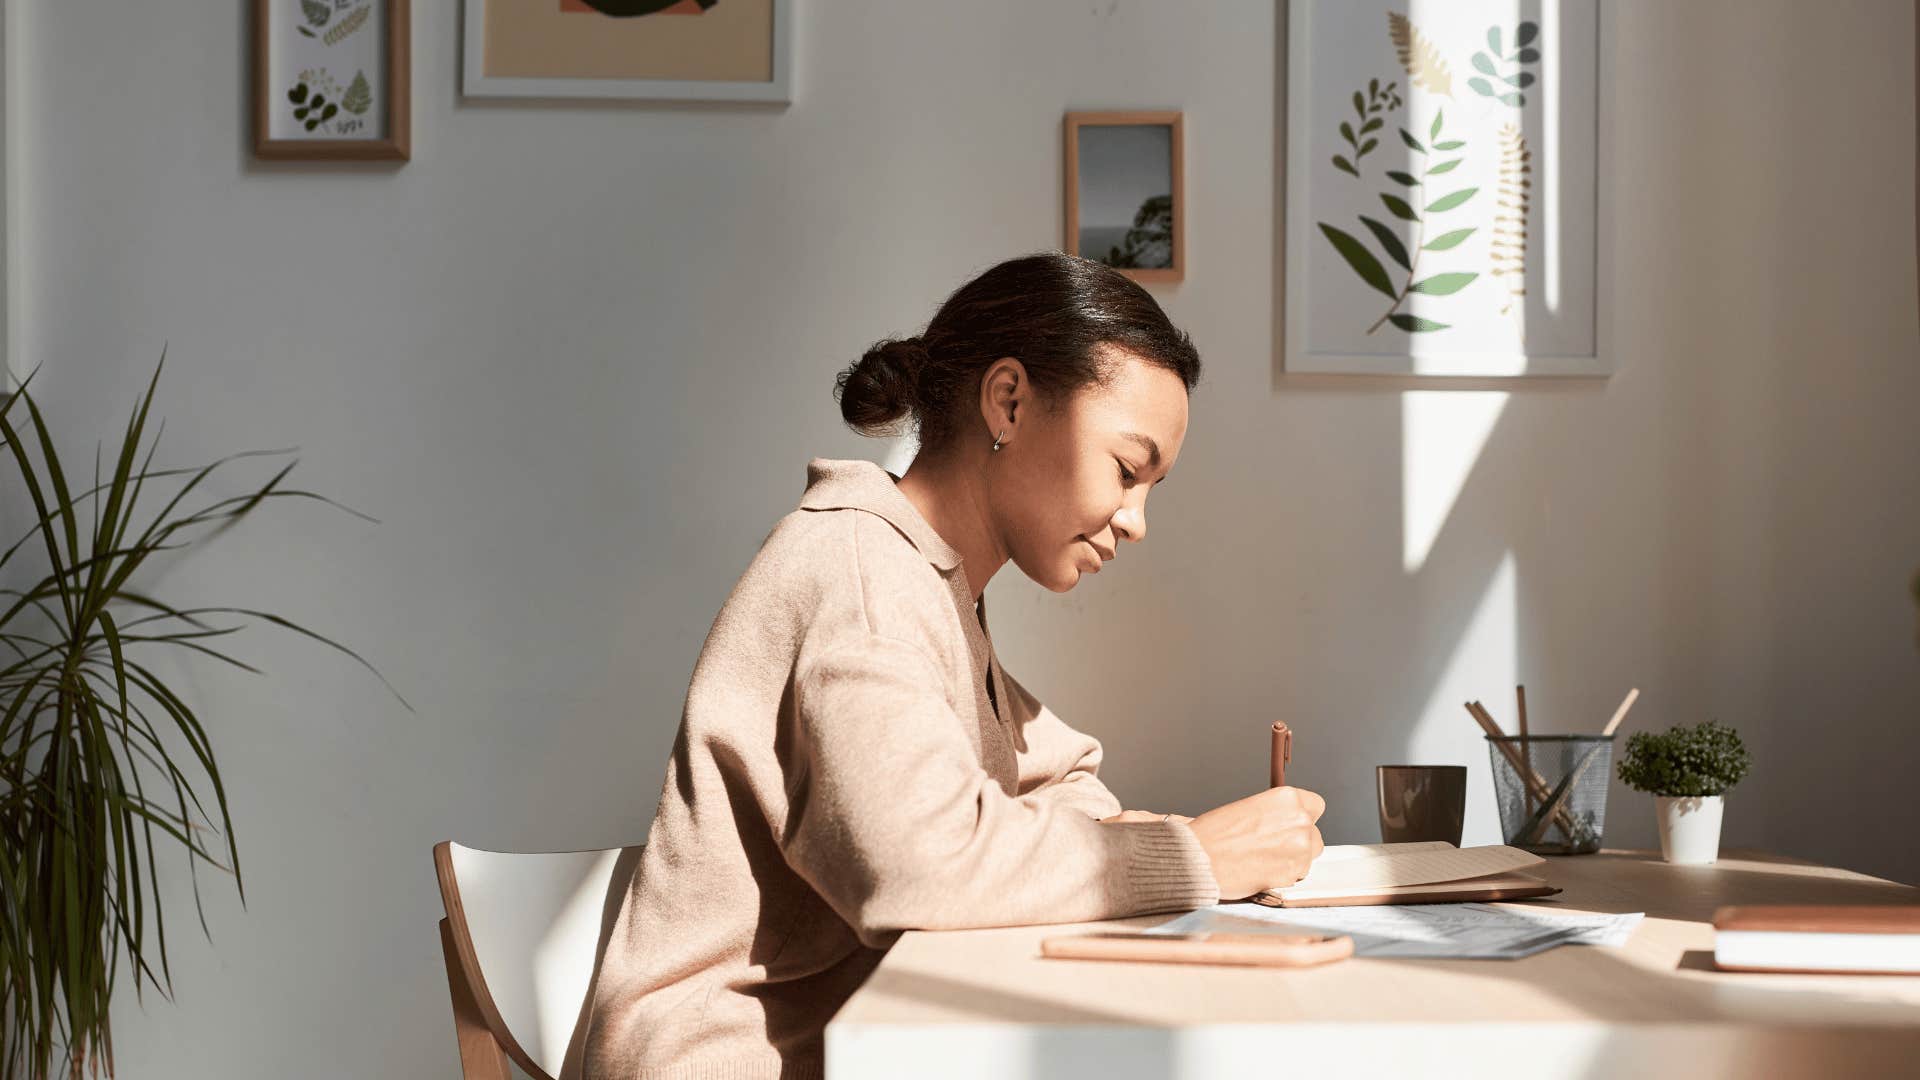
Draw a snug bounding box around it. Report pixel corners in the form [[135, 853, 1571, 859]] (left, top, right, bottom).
[[4, 1, 1917, 1076]]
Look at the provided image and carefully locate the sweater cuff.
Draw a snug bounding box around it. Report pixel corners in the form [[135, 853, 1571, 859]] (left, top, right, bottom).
[[1112, 820, 1220, 914]]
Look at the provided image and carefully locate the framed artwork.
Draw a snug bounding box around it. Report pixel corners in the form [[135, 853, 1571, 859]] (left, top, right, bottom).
[[1283, 1, 1606, 376], [1065, 111, 1185, 284], [253, 0, 411, 161], [462, 0, 793, 103]]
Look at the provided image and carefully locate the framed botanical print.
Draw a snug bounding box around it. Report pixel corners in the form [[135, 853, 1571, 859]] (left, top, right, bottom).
[[253, 0, 411, 161], [1065, 111, 1185, 284], [1283, 1, 1606, 376], [462, 0, 793, 103]]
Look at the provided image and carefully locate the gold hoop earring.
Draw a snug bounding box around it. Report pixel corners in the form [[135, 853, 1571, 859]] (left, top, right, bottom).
[[991, 429, 1006, 452]]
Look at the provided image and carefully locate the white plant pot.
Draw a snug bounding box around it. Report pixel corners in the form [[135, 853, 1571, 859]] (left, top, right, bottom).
[[1655, 795, 1724, 864]]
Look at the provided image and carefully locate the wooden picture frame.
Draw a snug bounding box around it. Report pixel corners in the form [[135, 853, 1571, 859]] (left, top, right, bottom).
[[1064, 111, 1185, 284], [253, 0, 411, 162], [461, 0, 793, 104]]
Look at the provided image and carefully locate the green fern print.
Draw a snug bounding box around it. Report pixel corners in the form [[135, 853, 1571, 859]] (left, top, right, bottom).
[[1468, 22, 1539, 107], [1332, 78, 1401, 178], [297, 0, 330, 38], [1318, 108, 1479, 334], [342, 71, 373, 116]]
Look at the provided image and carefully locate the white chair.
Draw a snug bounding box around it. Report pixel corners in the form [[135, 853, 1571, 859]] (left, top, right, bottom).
[[433, 841, 644, 1080]]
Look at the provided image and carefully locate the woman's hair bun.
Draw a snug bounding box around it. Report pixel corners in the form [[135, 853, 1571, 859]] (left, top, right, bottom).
[[835, 336, 929, 436]]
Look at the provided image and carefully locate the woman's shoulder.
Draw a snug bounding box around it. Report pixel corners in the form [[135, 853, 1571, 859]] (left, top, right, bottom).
[[698, 507, 945, 663], [750, 503, 950, 609], [696, 459, 967, 668]]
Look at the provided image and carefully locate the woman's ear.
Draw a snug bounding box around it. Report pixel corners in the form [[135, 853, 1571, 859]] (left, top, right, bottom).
[[978, 357, 1029, 444]]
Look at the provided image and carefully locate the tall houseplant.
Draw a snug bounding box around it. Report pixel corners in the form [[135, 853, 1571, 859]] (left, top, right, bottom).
[[0, 356, 408, 1077]]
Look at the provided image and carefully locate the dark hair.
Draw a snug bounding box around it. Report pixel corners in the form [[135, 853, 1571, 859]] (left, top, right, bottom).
[[835, 252, 1201, 454]]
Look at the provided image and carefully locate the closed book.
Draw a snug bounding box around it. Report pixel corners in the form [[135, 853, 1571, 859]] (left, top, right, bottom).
[[1712, 905, 1920, 974]]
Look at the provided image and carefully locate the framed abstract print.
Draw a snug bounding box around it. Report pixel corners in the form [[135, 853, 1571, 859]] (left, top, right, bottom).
[[462, 0, 793, 103]]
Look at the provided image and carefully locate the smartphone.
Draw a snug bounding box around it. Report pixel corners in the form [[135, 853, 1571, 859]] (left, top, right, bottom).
[[1039, 930, 1354, 968]]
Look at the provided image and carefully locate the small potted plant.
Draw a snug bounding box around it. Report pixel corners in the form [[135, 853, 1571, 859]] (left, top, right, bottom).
[[1615, 719, 1751, 865]]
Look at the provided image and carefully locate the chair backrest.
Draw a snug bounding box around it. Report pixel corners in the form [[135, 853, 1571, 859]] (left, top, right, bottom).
[[434, 841, 643, 1080]]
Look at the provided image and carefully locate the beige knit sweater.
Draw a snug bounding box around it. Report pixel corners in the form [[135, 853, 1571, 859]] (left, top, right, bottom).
[[580, 458, 1220, 1078]]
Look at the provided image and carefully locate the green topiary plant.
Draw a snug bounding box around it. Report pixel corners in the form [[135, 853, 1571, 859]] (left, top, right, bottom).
[[1616, 719, 1751, 798], [0, 354, 409, 1078]]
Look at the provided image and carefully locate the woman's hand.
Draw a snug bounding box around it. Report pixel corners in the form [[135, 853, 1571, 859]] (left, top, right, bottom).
[[1186, 787, 1326, 900], [1099, 809, 1194, 825]]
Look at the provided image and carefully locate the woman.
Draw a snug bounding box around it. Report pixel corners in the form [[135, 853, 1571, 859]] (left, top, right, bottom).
[[582, 253, 1326, 1078]]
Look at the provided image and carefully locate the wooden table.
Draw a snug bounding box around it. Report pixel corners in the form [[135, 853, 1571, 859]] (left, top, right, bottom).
[[826, 849, 1920, 1079]]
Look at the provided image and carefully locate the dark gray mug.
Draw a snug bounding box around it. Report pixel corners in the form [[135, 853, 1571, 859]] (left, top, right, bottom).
[[1376, 765, 1466, 846]]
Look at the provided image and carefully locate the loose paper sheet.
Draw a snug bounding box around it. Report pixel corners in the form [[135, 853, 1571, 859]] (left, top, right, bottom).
[[1147, 902, 1644, 960]]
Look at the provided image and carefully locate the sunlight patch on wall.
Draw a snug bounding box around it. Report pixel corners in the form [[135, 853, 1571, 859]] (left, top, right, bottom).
[[1542, 4, 1561, 314], [1402, 550, 1517, 847], [1401, 390, 1509, 572], [882, 429, 918, 475]]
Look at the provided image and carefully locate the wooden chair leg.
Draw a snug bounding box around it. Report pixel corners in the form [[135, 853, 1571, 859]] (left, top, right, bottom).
[[441, 917, 513, 1080]]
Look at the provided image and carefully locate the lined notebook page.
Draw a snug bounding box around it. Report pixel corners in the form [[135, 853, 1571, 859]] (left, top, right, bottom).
[[1288, 843, 1542, 891]]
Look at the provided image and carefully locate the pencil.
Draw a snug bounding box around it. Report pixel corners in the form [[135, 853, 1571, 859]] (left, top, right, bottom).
[[1602, 687, 1639, 738], [1465, 701, 1576, 836], [1516, 685, 1531, 818]]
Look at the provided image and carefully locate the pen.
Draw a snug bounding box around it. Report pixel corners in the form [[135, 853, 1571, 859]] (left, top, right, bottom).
[[1271, 721, 1291, 788]]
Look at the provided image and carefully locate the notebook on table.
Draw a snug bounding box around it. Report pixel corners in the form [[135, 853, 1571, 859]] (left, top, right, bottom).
[[1251, 840, 1560, 908], [1713, 905, 1920, 974]]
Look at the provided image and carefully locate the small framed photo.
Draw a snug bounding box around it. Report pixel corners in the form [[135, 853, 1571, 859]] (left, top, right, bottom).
[[462, 0, 793, 104], [1064, 111, 1185, 284], [253, 0, 411, 162]]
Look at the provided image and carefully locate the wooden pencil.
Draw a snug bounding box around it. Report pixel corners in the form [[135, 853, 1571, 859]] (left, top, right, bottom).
[[1602, 687, 1640, 737], [1516, 685, 1531, 818], [1465, 700, 1576, 836]]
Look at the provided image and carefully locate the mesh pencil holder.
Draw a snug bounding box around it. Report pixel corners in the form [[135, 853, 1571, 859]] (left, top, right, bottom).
[[1486, 735, 1613, 855]]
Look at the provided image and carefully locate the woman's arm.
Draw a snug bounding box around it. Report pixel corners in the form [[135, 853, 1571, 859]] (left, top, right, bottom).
[[999, 667, 1126, 819], [778, 633, 1218, 949], [1001, 668, 1189, 823]]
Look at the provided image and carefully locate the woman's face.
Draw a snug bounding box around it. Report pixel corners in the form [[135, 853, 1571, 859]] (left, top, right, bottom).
[[987, 348, 1189, 592]]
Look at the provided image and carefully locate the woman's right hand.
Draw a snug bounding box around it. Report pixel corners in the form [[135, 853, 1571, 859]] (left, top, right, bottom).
[[1186, 786, 1327, 900]]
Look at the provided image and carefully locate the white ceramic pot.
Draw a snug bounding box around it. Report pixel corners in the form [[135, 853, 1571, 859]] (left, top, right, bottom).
[[1655, 795, 1724, 864]]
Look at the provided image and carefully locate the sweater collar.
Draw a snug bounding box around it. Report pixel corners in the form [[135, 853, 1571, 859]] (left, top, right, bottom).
[[798, 458, 963, 572]]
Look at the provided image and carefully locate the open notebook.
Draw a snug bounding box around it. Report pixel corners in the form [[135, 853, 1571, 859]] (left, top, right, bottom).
[[1251, 841, 1561, 908]]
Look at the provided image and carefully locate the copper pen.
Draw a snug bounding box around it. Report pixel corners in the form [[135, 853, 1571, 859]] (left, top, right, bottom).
[[1270, 721, 1291, 788]]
